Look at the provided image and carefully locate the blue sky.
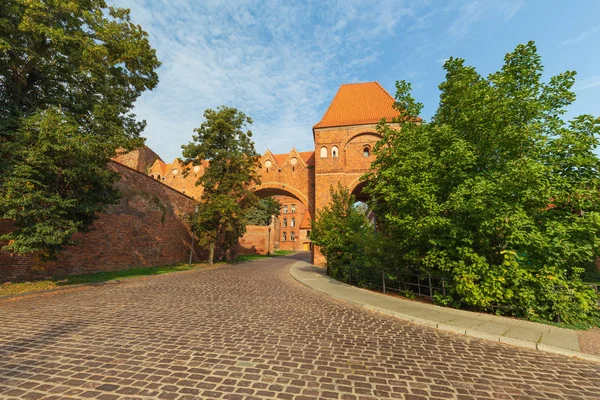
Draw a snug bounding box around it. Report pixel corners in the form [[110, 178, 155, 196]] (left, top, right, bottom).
[[112, 0, 600, 162]]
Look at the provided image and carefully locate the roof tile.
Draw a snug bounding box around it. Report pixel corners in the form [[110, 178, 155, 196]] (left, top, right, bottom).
[[273, 154, 288, 167], [314, 82, 398, 129], [298, 151, 315, 166], [299, 212, 312, 229]]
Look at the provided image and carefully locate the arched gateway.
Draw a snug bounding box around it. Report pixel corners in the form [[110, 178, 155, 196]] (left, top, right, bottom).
[[144, 82, 400, 266]]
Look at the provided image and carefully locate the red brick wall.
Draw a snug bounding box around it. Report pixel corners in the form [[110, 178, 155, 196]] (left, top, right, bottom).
[[237, 225, 275, 255], [276, 195, 310, 252], [311, 124, 399, 266], [113, 146, 162, 173], [0, 161, 203, 282], [150, 160, 205, 200]]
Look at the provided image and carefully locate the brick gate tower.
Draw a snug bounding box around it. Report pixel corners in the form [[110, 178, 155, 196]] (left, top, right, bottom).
[[141, 81, 400, 266], [312, 82, 399, 266]]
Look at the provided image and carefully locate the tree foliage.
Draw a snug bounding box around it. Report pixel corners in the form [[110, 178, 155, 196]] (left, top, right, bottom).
[[365, 41, 600, 324], [182, 106, 260, 264], [311, 184, 373, 280], [0, 0, 160, 258], [245, 197, 281, 226]]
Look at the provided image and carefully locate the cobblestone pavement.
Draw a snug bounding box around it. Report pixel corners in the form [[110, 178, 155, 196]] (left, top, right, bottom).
[[1, 254, 600, 400]]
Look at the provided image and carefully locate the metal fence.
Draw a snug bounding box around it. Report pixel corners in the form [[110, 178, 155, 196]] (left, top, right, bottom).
[[589, 284, 600, 306], [341, 265, 600, 309], [342, 265, 449, 301]]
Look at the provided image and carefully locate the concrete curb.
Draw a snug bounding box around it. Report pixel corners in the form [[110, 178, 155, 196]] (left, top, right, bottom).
[[289, 261, 600, 364]]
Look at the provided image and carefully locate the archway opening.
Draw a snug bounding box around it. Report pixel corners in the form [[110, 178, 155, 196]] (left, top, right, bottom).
[[351, 180, 376, 228], [351, 180, 369, 203], [239, 187, 311, 256]]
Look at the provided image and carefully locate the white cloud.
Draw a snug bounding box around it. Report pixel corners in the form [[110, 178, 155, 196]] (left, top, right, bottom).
[[561, 25, 600, 47], [112, 0, 428, 160], [448, 0, 524, 39], [575, 75, 600, 91]]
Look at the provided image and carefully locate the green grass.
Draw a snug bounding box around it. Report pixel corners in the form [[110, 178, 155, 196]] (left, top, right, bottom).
[[530, 314, 600, 330], [1, 250, 299, 297], [228, 250, 296, 264], [0, 262, 213, 297], [274, 250, 295, 256]]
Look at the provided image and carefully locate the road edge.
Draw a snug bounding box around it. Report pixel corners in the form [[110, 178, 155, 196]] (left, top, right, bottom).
[[289, 260, 600, 364]]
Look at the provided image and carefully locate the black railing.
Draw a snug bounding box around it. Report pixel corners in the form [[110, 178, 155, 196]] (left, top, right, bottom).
[[339, 264, 600, 310], [340, 264, 449, 301]]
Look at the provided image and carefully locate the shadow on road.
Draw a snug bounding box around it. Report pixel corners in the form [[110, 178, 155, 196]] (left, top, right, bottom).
[[0, 320, 87, 359], [282, 251, 312, 263]]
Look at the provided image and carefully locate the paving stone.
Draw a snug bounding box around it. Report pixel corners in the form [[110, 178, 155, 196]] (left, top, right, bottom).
[[0, 254, 599, 399]]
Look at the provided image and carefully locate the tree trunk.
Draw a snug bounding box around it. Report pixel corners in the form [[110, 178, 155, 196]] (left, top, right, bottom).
[[208, 243, 215, 265]]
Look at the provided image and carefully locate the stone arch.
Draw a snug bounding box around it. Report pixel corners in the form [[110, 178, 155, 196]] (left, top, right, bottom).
[[343, 131, 382, 151], [343, 131, 382, 169], [348, 178, 369, 203], [247, 182, 310, 208]]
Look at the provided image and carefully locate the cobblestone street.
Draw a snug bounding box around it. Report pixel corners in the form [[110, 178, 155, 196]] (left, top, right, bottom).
[[1, 253, 600, 399]]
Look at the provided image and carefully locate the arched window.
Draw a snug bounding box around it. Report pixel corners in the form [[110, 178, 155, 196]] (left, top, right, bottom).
[[320, 146, 328, 158], [331, 146, 339, 157], [363, 146, 370, 157]]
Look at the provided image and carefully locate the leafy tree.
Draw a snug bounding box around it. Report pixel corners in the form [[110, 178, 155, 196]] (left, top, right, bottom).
[[365, 41, 600, 324], [182, 106, 260, 264], [311, 184, 373, 281], [245, 197, 281, 226], [0, 0, 160, 258]]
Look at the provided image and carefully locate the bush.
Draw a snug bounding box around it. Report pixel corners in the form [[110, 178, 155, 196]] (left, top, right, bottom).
[[364, 41, 600, 324]]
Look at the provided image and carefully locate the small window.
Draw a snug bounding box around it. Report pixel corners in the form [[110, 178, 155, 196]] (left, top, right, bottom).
[[282, 232, 287, 241], [283, 218, 287, 227], [291, 218, 295, 227], [290, 231, 295, 241], [331, 146, 339, 157], [283, 205, 288, 213], [307, 230, 311, 238], [363, 146, 370, 157], [320, 146, 328, 158], [291, 204, 296, 213]]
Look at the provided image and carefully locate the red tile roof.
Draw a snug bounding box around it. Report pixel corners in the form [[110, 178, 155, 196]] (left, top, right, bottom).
[[299, 211, 312, 229], [313, 82, 399, 129], [273, 154, 288, 167], [155, 160, 167, 175], [298, 151, 315, 167]]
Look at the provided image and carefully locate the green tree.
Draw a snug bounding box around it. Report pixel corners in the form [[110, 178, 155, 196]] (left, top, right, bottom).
[[365, 41, 600, 324], [311, 184, 373, 281], [182, 106, 260, 264], [0, 0, 160, 259], [245, 197, 281, 226]]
